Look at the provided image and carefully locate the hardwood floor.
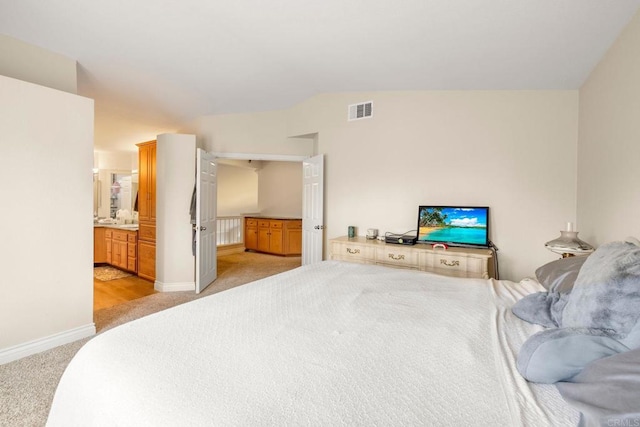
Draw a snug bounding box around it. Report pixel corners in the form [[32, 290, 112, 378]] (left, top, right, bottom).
[[94, 271, 156, 311]]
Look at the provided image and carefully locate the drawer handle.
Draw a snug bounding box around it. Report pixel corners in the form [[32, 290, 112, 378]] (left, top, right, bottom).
[[388, 254, 405, 260], [346, 248, 360, 254], [440, 259, 460, 267]]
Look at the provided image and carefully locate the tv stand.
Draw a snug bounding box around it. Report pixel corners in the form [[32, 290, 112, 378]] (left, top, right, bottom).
[[330, 236, 494, 279]]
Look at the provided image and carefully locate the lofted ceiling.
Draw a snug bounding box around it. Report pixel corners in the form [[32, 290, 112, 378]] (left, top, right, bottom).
[[1, 0, 640, 151]]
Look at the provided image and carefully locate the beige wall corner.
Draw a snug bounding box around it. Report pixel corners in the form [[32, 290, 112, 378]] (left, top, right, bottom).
[[577, 10, 640, 246], [0, 75, 94, 363], [155, 134, 197, 290], [0, 34, 77, 94]]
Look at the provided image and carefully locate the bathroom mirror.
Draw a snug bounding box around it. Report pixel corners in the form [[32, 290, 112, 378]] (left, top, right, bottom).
[[94, 169, 138, 219]]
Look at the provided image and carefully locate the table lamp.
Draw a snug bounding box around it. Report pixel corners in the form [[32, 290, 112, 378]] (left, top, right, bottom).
[[545, 222, 594, 258]]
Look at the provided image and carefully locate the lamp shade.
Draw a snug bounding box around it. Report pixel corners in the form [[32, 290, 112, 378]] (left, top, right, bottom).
[[545, 230, 594, 257]]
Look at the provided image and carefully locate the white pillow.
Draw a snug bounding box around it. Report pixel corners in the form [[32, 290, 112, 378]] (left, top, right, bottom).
[[624, 236, 640, 246]]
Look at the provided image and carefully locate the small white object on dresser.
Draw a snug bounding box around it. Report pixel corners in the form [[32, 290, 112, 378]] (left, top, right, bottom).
[[330, 236, 494, 279]]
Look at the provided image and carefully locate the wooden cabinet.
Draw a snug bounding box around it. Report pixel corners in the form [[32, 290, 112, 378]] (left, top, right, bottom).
[[284, 220, 302, 254], [105, 229, 113, 264], [258, 219, 282, 253], [137, 140, 156, 223], [330, 236, 494, 279], [103, 228, 138, 273], [127, 232, 137, 271], [245, 217, 302, 256], [137, 241, 155, 279], [245, 218, 258, 251], [94, 226, 107, 264], [136, 140, 156, 281]]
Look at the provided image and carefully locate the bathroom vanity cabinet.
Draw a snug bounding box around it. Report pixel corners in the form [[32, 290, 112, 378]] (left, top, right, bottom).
[[94, 227, 107, 264], [104, 228, 138, 273]]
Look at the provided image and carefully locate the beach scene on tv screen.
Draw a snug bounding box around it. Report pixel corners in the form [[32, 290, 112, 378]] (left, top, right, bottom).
[[418, 207, 487, 245]]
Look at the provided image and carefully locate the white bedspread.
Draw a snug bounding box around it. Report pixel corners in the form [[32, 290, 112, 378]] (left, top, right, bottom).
[[47, 261, 578, 426]]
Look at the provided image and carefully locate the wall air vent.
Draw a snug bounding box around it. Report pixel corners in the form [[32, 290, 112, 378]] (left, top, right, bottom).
[[348, 101, 373, 121]]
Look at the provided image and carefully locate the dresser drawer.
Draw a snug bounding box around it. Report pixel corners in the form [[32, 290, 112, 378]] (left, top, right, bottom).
[[330, 241, 375, 262], [112, 231, 128, 242], [246, 218, 258, 227], [286, 220, 302, 229], [105, 229, 112, 238], [138, 224, 156, 241], [375, 246, 419, 269], [128, 244, 137, 257], [419, 251, 488, 279], [270, 221, 283, 229], [329, 237, 492, 279], [421, 252, 467, 271], [127, 233, 137, 243]]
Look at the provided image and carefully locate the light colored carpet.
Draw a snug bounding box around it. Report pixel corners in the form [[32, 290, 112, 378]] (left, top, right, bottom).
[[0, 252, 301, 427]]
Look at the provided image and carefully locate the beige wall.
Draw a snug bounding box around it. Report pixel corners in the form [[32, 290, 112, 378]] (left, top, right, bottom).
[[187, 108, 310, 219], [0, 75, 94, 363], [156, 134, 197, 291], [217, 164, 259, 216], [258, 161, 303, 217], [577, 11, 640, 246], [185, 109, 314, 156], [94, 151, 137, 171], [0, 34, 77, 94], [287, 91, 579, 280], [197, 91, 579, 280]]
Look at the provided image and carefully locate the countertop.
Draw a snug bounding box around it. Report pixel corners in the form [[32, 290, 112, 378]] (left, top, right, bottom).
[[245, 215, 302, 220], [94, 223, 139, 231]]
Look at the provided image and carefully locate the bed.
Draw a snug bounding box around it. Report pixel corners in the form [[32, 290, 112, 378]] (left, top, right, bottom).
[[47, 261, 579, 426]]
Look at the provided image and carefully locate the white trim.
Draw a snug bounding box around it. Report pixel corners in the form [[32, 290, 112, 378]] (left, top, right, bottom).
[[155, 280, 195, 292], [211, 152, 307, 162], [0, 323, 95, 365]]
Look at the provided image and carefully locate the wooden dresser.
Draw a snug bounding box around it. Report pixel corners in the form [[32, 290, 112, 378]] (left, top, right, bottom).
[[136, 140, 156, 281], [330, 236, 494, 279], [245, 217, 302, 256]]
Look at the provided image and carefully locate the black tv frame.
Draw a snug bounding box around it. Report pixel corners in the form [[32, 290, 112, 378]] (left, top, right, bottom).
[[416, 205, 490, 248]]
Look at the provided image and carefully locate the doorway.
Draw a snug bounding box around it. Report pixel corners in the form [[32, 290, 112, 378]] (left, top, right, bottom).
[[213, 152, 323, 274], [215, 157, 303, 271]]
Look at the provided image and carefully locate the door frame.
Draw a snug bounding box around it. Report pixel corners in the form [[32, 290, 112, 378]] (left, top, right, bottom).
[[211, 151, 321, 261], [211, 153, 307, 162]]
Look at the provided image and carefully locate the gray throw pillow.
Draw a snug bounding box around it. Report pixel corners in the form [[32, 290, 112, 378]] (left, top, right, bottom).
[[535, 256, 588, 293], [516, 328, 629, 383], [556, 348, 640, 426], [512, 291, 568, 328], [563, 242, 640, 339]]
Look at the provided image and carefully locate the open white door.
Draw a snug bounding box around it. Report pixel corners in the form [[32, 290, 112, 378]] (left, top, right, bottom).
[[302, 154, 324, 265], [195, 149, 217, 293]]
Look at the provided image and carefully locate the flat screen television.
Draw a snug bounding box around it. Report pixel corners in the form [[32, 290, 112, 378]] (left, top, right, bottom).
[[417, 206, 490, 247]]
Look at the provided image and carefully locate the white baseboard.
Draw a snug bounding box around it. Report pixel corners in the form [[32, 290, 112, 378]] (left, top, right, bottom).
[[154, 280, 195, 292], [0, 323, 96, 365]]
